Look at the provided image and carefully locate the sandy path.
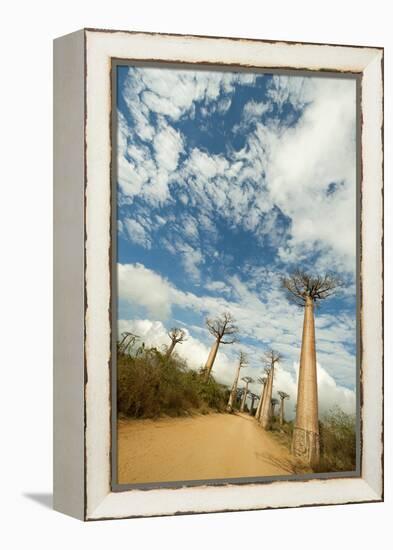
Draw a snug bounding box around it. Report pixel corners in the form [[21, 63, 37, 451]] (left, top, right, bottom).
[[118, 412, 298, 484]]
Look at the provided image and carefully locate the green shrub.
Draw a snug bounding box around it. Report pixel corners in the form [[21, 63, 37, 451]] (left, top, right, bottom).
[[117, 348, 227, 418], [269, 408, 356, 474], [315, 406, 357, 473]]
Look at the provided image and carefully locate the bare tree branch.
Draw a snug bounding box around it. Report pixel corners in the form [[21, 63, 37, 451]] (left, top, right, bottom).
[[118, 332, 140, 354], [165, 327, 187, 357], [238, 351, 248, 368], [278, 390, 290, 401], [262, 349, 282, 368], [168, 327, 187, 345], [281, 269, 341, 306], [205, 311, 238, 344]]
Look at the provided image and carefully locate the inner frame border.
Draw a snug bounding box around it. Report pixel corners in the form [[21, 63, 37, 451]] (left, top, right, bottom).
[[109, 58, 362, 493]]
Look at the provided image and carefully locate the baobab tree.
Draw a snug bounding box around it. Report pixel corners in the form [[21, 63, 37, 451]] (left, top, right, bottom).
[[240, 376, 254, 412], [203, 312, 238, 380], [235, 387, 243, 408], [257, 368, 271, 423], [227, 351, 248, 412], [282, 270, 339, 465], [166, 327, 187, 357], [255, 376, 267, 421], [117, 332, 139, 355], [277, 390, 290, 426], [249, 393, 259, 416], [259, 350, 282, 429], [270, 397, 279, 418]]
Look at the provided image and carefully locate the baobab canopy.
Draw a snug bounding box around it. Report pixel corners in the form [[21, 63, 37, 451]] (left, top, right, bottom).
[[206, 311, 238, 344], [203, 311, 238, 379], [281, 270, 341, 306]]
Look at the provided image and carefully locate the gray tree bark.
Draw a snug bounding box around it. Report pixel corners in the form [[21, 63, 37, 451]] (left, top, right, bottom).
[[260, 368, 274, 429], [227, 361, 241, 411], [256, 381, 266, 421], [292, 296, 320, 465], [240, 382, 249, 413], [203, 339, 220, 379], [279, 398, 285, 426], [166, 340, 176, 357]]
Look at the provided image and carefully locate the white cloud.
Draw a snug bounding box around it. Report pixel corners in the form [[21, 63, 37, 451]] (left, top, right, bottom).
[[124, 218, 151, 249], [123, 66, 256, 124], [242, 99, 270, 122], [153, 121, 184, 172], [262, 76, 357, 273], [179, 244, 203, 281], [267, 74, 311, 109], [118, 263, 172, 319], [205, 280, 232, 295], [217, 97, 232, 113]]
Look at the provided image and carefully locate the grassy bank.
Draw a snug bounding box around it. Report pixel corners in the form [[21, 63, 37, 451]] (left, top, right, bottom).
[[269, 407, 356, 473], [117, 347, 228, 419], [315, 407, 357, 473]]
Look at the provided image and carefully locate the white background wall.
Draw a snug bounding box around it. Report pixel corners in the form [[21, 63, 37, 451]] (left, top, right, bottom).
[[1, 0, 391, 548]]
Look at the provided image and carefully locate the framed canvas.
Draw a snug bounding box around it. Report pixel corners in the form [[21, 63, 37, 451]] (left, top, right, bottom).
[[53, 28, 383, 521]]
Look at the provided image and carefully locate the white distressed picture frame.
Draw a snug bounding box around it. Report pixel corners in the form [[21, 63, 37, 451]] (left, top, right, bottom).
[[53, 28, 383, 521]]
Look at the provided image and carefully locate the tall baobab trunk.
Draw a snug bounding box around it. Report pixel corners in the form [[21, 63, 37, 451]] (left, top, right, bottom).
[[166, 340, 176, 357], [239, 376, 254, 413], [282, 270, 339, 465], [204, 339, 220, 379], [240, 387, 248, 413], [280, 401, 285, 426], [203, 312, 238, 380], [292, 296, 319, 465], [249, 394, 256, 415], [271, 399, 278, 418], [260, 368, 274, 429], [255, 379, 266, 421], [278, 391, 289, 426], [227, 361, 242, 412]]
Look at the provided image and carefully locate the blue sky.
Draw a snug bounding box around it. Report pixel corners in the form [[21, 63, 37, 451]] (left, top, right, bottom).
[[116, 64, 357, 417]]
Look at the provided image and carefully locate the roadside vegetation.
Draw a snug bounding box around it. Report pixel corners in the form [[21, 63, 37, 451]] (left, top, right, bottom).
[[268, 406, 356, 473], [315, 407, 357, 472], [117, 345, 228, 419]]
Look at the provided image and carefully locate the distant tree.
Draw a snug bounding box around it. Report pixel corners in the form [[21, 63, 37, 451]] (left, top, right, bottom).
[[277, 390, 290, 426], [227, 351, 248, 412], [203, 312, 238, 380], [240, 376, 254, 413], [282, 270, 340, 465], [249, 392, 259, 416], [255, 376, 268, 421], [270, 397, 279, 417], [259, 350, 282, 429], [117, 332, 140, 355], [166, 327, 187, 357]]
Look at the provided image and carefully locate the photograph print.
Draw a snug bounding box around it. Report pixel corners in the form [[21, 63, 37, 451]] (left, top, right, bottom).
[[113, 62, 359, 487]]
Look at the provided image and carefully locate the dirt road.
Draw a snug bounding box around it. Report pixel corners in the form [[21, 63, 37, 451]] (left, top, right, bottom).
[[118, 412, 301, 484]]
